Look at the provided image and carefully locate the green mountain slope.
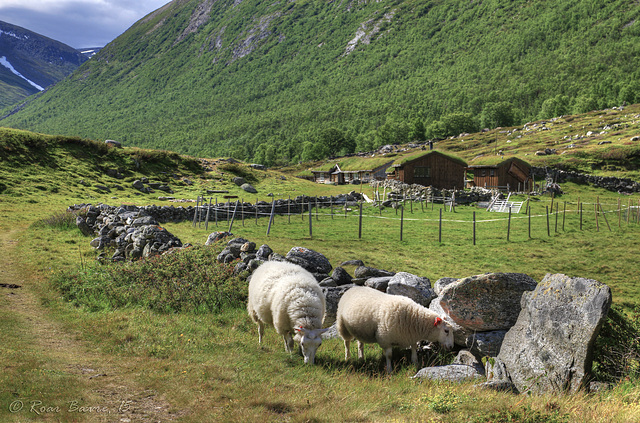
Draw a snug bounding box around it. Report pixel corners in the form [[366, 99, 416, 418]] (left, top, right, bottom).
[[2, 0, 640, 165]]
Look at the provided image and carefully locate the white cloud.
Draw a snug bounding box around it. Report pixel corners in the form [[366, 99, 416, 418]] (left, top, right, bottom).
[[0, 0, 170, 48]]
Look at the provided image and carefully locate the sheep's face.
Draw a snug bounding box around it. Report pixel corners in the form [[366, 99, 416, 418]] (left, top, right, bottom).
[[434, 317, 454, 350], [294, 327, 329, 364]]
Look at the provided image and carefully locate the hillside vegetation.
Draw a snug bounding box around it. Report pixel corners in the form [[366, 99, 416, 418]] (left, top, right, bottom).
[[2, 0, 640, 165]]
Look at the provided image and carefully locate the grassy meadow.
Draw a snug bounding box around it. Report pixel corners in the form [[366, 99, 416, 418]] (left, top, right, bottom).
[[2, 126, 640, 422]]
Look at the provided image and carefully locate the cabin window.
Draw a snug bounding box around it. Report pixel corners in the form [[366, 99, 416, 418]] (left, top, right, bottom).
[[481, 170, 486, 177], [414, 166, 430, 178], [490, 169, 495, 177]]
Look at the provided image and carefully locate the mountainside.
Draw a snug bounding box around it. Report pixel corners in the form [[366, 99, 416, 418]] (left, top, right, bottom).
[[2, 0, 640, 165], [0, 20, 88, 108]]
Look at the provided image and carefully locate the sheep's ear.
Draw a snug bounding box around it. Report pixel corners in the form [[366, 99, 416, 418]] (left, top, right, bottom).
[[433, 317, 443, 327]]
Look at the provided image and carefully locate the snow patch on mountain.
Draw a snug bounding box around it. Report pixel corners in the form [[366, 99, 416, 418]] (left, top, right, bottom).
[[0, 56, 44, 91]]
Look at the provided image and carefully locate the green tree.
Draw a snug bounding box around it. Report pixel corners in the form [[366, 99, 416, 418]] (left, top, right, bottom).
[[480, 102, 517, 129]]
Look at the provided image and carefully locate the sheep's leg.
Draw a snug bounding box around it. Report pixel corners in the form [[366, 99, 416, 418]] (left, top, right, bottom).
[[411, 344, 418, 366], [344, 339, 351, 361], [384, 347, 393, 373], [283, 333, 294, 353], [357, 341, 365, 360], [257, 321, 265, 344]]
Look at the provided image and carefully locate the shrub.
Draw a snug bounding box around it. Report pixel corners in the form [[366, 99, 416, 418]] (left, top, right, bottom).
[[51, 245, 247, 314]]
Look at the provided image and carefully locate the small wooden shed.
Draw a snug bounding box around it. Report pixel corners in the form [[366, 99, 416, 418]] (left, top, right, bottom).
[[386, 150, 467, 189], [468, 156, 531, 192], [311, 160, 393, 185]]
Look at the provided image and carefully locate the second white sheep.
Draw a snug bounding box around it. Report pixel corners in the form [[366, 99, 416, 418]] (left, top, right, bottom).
[[337, 286, 454, 372]]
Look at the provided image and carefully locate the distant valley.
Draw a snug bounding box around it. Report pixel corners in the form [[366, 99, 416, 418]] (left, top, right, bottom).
[[0, 20, 89, 108]]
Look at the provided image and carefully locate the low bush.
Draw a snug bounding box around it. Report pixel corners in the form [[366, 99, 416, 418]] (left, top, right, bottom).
[[51, 245, 247, 313]]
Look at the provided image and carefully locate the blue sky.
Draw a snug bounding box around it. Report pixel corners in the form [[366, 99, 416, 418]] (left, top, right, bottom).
[[0, 0, 170, 48]]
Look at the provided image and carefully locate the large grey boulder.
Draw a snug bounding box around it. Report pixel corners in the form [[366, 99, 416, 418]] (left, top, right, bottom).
[[354, 266, 395, 279], [387, 272, 435, 307], [496, 274, 612, 394], [435, 273, 538, 332], [412, 364, 484, 382], [331, 267, 353, 286], [321, 284, 355, 327], [285, 247, 332, 274], [241, 183, 257, 193]]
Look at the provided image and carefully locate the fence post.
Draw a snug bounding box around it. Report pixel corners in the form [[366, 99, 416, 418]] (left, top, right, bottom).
[[595, 203, 599, 232], [358, 202, 363, 239], [439, 208, 442, 243], [309, 201, 313, 238], [331, 196, 334, 219], [507, 206, 512, 241], [214, 198, 219, 226], [473, 211, 476, 245], [266, 199, 276, 236], [192, 196, 199, 227], [618, 198, 621, 228], [255, 198, 258, 225], [316, 197, 319, 221], [580, 202, 583, 230], [554, 202, 558, 233], [288, 196, 291, 224], [599, 203, 611, 232], [229, 200, 239, 233], [400, 205, 404, 241], [205, 197, 212, 230], [546, 206, 550, 236], [528, 204, 531, 239], [242, 198, 245, 227], [562, 201, 566, 232]]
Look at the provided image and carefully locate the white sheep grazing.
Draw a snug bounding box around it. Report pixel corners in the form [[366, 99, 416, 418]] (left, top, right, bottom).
[[247, 261, 328, 364], [337, 286, 454, 373]]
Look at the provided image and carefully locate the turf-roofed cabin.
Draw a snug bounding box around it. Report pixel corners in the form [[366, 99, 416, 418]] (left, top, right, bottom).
[[311, 158, 394, 184], [468, 156, 532, 192], [386, 151, 467, 189]]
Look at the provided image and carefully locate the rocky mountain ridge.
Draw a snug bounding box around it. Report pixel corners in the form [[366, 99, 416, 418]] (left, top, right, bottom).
[[0, 20, 88, 108]]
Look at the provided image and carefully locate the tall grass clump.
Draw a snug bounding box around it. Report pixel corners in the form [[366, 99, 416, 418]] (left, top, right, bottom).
[[31, 209, 82, 231], [593, 304, 640, 383], [51, 245, 247, 313]]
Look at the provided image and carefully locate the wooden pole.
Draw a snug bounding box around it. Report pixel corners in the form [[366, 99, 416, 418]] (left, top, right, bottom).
[[255, 198, 258, 225], [242, 198, 245, 227], [580, 202, 583, 230], [229, 200, 239, 233], [546, 206, 550, 237], [554, 202, 558, 233], [594, 203, 599, 232], [473, 211, 476, 245], [309, 201, 313, 238], [400, 205, 404, 241], [627, 199, 632, 224], [331, 196, 334, 219], [358, 202, 363, 239], [439, 208, 442, 243], [266, 200, 275, 235], [507, 206, 512, 241], [528, 204, 531, 239], [192, 196, 199, 227], [599, 203, 611, 232], [618, 198, 621, 229], [204, 197, 212, 230], [562, 201, 566, 232], [315, 197, 319, 221], [288, 196, 291, 224]]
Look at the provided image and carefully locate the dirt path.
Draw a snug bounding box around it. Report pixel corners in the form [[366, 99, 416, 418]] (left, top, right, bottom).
[[0, 228, 181, 422]]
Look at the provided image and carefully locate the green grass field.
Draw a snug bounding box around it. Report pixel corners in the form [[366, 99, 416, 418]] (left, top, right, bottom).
[[2, 127, 640, 422]]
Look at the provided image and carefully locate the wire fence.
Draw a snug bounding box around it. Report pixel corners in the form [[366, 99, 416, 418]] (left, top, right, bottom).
[[190, 195, 640, 245]]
